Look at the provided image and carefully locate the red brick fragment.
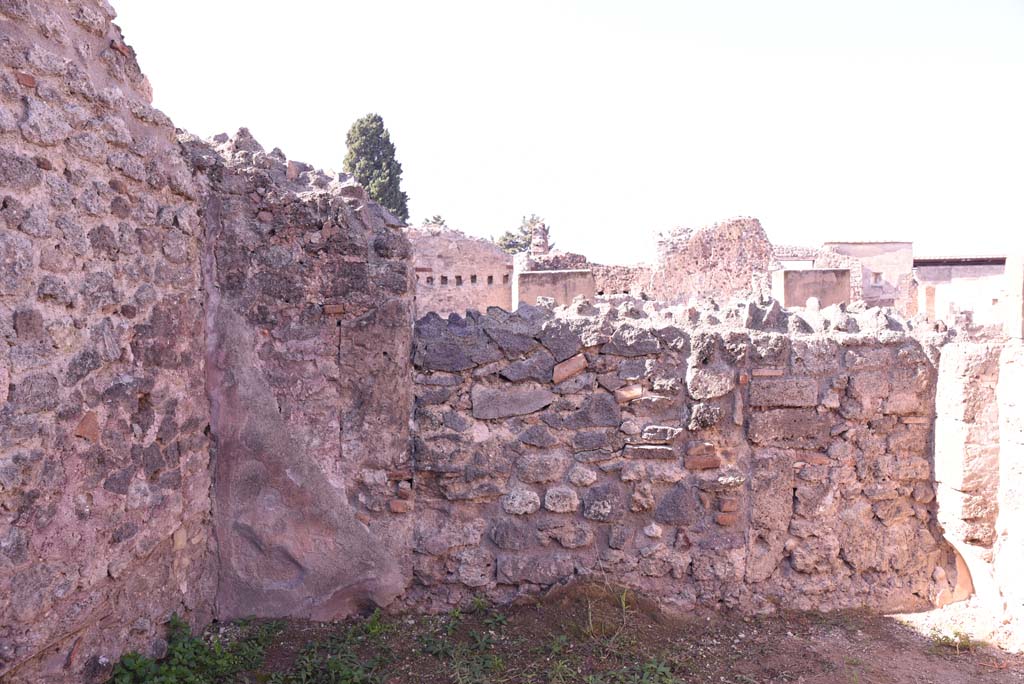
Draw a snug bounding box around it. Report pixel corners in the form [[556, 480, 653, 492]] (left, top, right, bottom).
[[389, 499, 414, 514], [715, 512, 739, 526]]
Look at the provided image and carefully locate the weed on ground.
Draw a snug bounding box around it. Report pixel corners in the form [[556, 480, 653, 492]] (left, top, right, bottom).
[[109, 584, 1024, 684]]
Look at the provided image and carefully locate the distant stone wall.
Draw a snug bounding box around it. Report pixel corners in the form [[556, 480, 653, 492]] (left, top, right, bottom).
[[774, 245, 865, 302], [771, 269, 851, 308], [521, 253, 653, 300], [592, 263, 652, 297], [408, 298, 957, 613], [182, 130, 416, 622], [514, 270, 596, 309], [408, 226, 512, 317], [0, 3, 213, 681], [524, 251, 589, 271], [651, 218, 774, 304]]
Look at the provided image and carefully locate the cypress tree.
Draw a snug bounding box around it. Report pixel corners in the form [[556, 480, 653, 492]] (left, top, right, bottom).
[[343, 113, 409, 221]]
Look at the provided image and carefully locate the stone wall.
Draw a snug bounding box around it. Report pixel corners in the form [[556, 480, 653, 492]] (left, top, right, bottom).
[[181, 130, 416, 621], [1, 0, 1017, 677], [519, 251, 653, 301], [514, 270, 596, 310], [771, 269, 851, 308], [523, 251, 589, 271], [408, 297, 957, 613], [408, 225, 513, 318], [651, 217, 774, 304], [995, 339, 1024, 650], [932, 341, 1004, 622], [774, 245, 865, 302], [0, 2, 214, 681], [935, 342, 1001, 555], [592, 263, 652, 297]]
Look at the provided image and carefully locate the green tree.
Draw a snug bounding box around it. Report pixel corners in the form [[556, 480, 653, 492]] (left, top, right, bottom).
[[495, 214, 546, 254], [343, 113, 409, 221], [423, 215, 447, 226]]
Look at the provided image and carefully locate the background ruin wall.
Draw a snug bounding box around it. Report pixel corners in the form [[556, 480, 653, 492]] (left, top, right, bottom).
[[1, 2, 214, 680], [648, 217, 775, 304], [408, 226, 513, 318], [407, 299, 958, 613]]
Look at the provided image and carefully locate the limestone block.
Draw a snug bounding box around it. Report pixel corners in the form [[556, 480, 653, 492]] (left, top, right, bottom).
[[748, 377, 818, 408], [686, 365, 736, 400], [496, 553, 574, 584], [623, 444, 676, 459], [568, 465, 598, 487], [502, 488, 541, 515], [544, 485, 580, 513], [748, 409, 832, 449], [516, 451, 570, 484]]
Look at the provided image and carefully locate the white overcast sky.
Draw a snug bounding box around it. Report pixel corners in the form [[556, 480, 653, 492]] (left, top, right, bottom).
[[114, 0, 1024, 265]]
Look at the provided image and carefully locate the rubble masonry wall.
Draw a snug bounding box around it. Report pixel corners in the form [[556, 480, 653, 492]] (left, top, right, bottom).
[[182, 130, 417, 623], [649, 218, 774, 304], [0, 2, 214, 681], [408, 298, 958, 613]]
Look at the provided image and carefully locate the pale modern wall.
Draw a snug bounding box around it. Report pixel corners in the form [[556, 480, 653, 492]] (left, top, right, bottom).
[[513, 270, 596, 309], [824, 242, 913, 307], [916, 264, 1005, 326], [770, 269, 851, 308]]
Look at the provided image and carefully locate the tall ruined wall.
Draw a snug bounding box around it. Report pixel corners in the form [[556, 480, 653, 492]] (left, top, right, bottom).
[[650, 217, 774, 304], [408, 226, 512, 318], [935, 342, 1001, 554], [181, 130, 416, 621], [995, 339, 1024, 650], [408, 297, 957, 613], [0, 2, 213, 681]]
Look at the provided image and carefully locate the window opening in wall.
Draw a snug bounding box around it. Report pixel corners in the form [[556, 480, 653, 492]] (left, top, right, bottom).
[[871, 272, 882, 285], [426, 276, 434, 285], [471, 275, 477, 284], [455, 275, 463, 286], [503, 274, 510, 284], [487, 275, 494, 285], [441, 276, 448, 285]]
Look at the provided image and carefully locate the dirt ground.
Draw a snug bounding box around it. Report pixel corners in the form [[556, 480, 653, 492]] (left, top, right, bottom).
[[201, 583, 1024, 684]]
